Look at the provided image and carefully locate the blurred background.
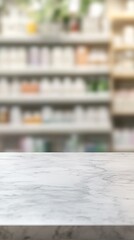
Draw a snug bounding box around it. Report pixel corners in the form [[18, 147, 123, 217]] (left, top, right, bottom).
[[0, 0, 133, 152]]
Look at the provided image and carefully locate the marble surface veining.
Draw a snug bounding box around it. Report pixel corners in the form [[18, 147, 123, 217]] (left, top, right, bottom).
[[0, 153, 133, 225]]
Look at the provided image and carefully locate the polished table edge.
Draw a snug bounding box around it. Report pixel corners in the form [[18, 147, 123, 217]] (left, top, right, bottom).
[[0, 226, 134, 240]]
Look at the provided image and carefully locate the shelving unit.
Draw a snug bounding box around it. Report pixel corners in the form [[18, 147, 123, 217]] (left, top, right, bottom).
[[110, 0, 134, 152], [2, 0, 132, 152], [0, 25, 111, 152]]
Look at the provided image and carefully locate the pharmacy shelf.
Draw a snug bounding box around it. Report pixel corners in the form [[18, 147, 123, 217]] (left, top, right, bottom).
[[111, 12, 134, 22], [114, 146, 134, 152], [113, 45, 134, 51], [0, 124, 112, 135], [0, 33, 110, 44], [0, 94, 111, 105], [0, 66, 110, 76], [113, 110, 134, 116], [112, 71, 134, 79]]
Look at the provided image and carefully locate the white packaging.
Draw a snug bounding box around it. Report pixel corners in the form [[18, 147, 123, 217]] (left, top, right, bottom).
[[0, 48, 8, 69], [10, 48, 18, 68], [86, 108, 96, 123], [123, 26, 134, 44], [63, 77, 73, 95], [20, 137, 34, 152], [18, 48, 27, 68], [40, 79, 52, 95], [54, 110, 63, 122], [40, 47, 51, 67], [69, 0, 80, 13], [74, 78, 86, 95], [74, 106, 85, 122], [102, 18, 110, 33], [0, 78, 10, 95], [52, 78, 62, 95], [114, 34, 122, 46], [98, 107, 109, 123], [89, 2, 104, 18], [42, 107, 53, 123], [51, 47, 63, 68], [10, 107, 22, 124], [28, 46, 40, 66], [126, 0, 134, 11], [63, 47, 74, 67], [11, 79, 20, 95]]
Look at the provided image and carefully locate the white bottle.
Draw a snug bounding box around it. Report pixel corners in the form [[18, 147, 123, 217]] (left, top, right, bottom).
[[74, 78, 85, 95], [102, 18, 110, 33], [55, 110, 63, 122], [63, 47, 74, 67], [64, 110, 73, 122], [82, 16, 90, 33], [98, 107, 110, 125], [63, 77, 73, 95], [1, 15, 8, 36], [40, 78, 52, 95], [52, 78, 62, 95], [89, 1, 104, 18], [74, 106, 85, 122], [11, 79, 20, 95], [10, 48, 17, 69], [0, 48, 8, 69], [123, 26, 134, 44], [20, 137, 34, 152], [42, 107, 53, 123], [51, 47, 63, 68], [114, 130, 122, 149], [10, 107, 22, 124], [19, 12, 26, 36], [126, 0, 134, 11], [87, 107, 95, 124], [10, 6, 21, 36], [0, 78, 9, 95], [69, 0, 80, 13], [28, 46, 40, 66], [18, 48, 27, 68], [40, 47, 51, 67], [114, 34, 122, 46]]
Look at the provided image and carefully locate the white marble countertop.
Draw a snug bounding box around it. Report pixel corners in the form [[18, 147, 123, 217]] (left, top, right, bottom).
[[0, 153, 134, 226]]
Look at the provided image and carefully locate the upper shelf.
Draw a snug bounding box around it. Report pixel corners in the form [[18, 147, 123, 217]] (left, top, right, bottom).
[[113, 45, 134, 51], [112, 70, 134, 79], [110, 12, 134, 22], [0, 33, 110, 45]]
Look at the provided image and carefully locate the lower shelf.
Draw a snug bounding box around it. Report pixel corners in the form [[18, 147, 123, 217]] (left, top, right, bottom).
[[0, 123, 112, 135]]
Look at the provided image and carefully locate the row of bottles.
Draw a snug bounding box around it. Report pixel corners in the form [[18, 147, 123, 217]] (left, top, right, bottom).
[[0, 135, 109, 152], [1, 2, 109, 36], [0, 46, 108, 69], [0, 76, 109, 96], [0, 106, 110, 126]]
